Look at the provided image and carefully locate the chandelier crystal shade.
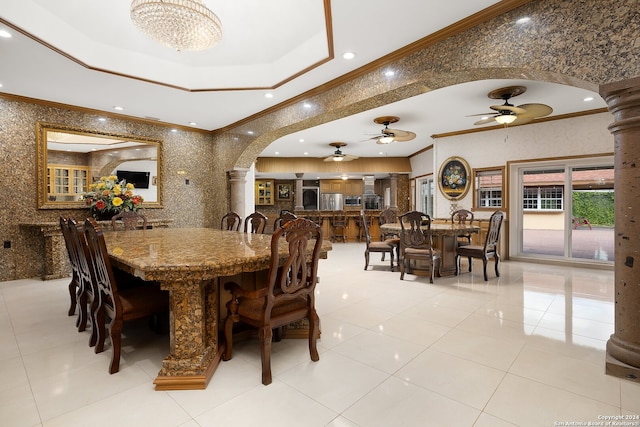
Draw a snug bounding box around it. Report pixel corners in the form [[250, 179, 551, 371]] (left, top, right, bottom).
[[130, 0, 222, 52]]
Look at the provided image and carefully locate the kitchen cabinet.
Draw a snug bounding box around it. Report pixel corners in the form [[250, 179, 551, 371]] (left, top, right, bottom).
[[344, 180, 363, 196], [47, 165, 90, 202], [320, 179, 363, 195], [255, 179, 274, 205]]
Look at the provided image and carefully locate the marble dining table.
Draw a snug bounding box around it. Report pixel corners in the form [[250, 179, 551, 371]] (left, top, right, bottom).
[[103, 227, 331, 390], [379, 222, 479, 277]]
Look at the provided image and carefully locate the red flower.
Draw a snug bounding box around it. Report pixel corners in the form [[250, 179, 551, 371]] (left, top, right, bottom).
[[95, 200, 106, 210]]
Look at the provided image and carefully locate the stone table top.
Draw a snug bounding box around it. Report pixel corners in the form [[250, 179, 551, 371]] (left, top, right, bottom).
[[104, 227, 332, 282], [380, 222, 479, 236]]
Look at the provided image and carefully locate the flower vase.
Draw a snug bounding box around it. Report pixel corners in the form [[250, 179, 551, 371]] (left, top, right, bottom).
[[91, 208, 119, 221]]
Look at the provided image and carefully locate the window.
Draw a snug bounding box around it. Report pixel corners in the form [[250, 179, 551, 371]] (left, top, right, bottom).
[[473, 167, 504, 210], [522, 186, 563, 210]]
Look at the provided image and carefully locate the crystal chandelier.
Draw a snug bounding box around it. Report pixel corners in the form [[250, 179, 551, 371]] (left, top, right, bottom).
[[130, 0, 222, 52]]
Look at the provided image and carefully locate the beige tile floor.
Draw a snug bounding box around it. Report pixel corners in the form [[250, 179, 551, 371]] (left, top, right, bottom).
[[1, 242, 639, 427]]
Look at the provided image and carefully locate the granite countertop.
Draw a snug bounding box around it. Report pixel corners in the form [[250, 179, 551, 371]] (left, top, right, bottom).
[[104, 228, 332, 282]]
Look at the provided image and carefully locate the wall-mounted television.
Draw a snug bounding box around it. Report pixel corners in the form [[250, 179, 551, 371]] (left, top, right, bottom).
[[116, 170, 150, 189]]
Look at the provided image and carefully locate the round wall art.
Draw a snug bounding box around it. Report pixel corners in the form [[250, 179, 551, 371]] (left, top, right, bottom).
[[438, 156, 471, 200]]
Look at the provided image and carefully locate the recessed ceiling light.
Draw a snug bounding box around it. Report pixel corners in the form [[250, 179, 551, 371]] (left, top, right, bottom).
[[247, 130, 254, 135], [516, 17, 531, 24], [303, 102, 312, 108], [264, 93, 274, 99], [0, 83, 3, 88], [171, 129, 177, 133], [583, 96, 594, 102], [98, 117, 106, 122], [303, 152, 309, 155], [189, 121, 197, 126], [384, 70, 395, 77], [299, 138, 304, 143], [274, 151, 280, 155], [343, 51, 356, 60], [0, 30, 11, 38], [113, 106, 124, 111], [378, 152, 384, 155]]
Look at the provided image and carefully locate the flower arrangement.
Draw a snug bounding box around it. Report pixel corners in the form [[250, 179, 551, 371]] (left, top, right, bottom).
[[83, 175, 143, 218], [442, 164, 466, 189]]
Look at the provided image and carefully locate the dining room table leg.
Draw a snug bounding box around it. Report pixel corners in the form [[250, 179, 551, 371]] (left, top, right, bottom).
[[153, 278, 222, 390]]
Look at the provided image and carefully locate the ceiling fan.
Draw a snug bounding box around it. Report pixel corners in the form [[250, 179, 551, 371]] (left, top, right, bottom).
[[365, 116, 416, 144], [469, 85, 553, 126], [323, 142, 359, 162]]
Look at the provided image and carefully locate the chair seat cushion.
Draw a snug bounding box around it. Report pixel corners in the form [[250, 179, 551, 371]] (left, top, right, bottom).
[[457, 244, 495, 257], [369, 241, 395, 251], [119, 285, 169, 319], [385, 237, 400, 246], [404, 247, 441, 259], [238, 295, 309, 321]]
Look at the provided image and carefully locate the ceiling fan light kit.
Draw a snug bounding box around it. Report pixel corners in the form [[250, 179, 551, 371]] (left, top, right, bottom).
[[495, 113, 517, 124], [368, 116, 416, 144], [130, 0, 223, 52], [324, 142, 358, 162], [471, 85, 553, 127]]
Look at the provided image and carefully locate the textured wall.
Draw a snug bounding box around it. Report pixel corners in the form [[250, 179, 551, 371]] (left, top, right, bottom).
[[0, 98, 220, 281]]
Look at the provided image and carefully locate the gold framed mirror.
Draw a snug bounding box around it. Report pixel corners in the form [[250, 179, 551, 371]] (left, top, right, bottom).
[[36, 122, 164, 209]]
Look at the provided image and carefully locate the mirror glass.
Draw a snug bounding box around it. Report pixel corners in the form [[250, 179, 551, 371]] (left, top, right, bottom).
[[36, 122, 163, 209]]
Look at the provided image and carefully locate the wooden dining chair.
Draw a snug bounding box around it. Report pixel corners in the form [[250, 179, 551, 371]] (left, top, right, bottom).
[[399, 210, 441, 283], [60, 216, 80, 318], [222, 218, 323, 385], [361, 211, 396, 271], [451, 209, 474, 245], [244, 211, 268, 234], [221, 211, 242, 231], [456, 210, 504, 281], [64, 217, 102, 345], [111, 210, 148, 231], [83, 218, 169, 374], [378, 208, 400, 262], [273, 210, 297, 232], [451, 208, 474, 268]]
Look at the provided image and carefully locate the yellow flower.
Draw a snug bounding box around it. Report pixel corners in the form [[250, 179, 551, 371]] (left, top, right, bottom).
[[126, 183, 134, 190], [113, 184, 121, 195], [112, 197, 123, 207], [124, 190, 133, 197], [109, 175, 118, 181], [97, 182, 105, 189]]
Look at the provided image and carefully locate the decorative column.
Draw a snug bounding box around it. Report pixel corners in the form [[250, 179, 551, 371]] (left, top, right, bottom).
[[228, 169, 249, 219], [389, 173, 398, 210], [600, 76, 640, 383], [295, 173, 304, 211]]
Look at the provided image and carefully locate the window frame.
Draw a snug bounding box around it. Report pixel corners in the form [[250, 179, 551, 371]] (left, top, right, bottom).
[[472, 166, 505, 212]]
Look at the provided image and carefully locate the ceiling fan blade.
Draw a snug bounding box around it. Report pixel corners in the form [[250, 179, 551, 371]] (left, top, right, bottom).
[[343, 154, 359, 161], [517, 103, 553, 118], [466, 112, 496, 117], [489, 104, 527, 114], [386, 129, 416, 142], [474, 117, 497, 125]]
